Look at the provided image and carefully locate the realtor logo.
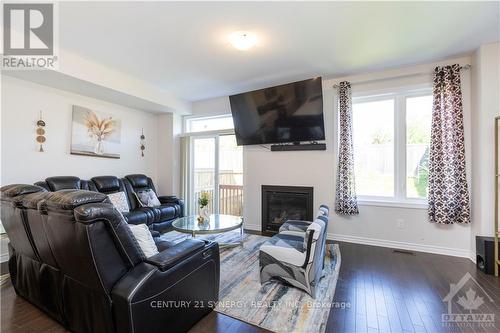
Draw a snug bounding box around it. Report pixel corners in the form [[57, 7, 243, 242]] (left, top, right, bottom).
[[442, 272, 495, 328], [2, 2, 58, 69], [3, 3, 53, 55]]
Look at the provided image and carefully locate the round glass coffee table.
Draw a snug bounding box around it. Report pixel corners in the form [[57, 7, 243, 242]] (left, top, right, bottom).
[[172, 214, 244, 248]]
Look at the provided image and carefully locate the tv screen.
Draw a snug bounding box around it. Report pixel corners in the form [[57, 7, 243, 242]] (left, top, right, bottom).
[[229, 77, 324, 146]]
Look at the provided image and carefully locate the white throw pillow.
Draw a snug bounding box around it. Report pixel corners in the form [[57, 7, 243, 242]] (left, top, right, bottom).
[[107, 191, 130, 213], [136, 189, 161, 207], [128, 223, 159, 258]]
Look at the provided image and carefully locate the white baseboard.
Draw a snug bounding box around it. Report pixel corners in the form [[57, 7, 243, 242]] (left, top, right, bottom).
[[244, 224, 261, 231], [243, 224, 474, 262], [328, 233, 473, 260]]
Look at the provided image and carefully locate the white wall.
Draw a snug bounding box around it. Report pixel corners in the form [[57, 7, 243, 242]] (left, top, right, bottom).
[[1, 75, 160, 185], [192, 97, 232, 117], [156, 113, 182, 196], [327, 56, 473, 258], [191, 55, 476, 258], [471, 42, 500, 252]]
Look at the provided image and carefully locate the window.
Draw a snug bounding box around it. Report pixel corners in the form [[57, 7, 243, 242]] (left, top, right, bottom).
[[185, 115, 234, 133], [353, 99, 395, 197], [405, 95, 432, 199], [352, 89, 432, 204]]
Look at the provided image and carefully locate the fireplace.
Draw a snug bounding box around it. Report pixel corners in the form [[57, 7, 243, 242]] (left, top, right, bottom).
[[261, 185, 314, 236]]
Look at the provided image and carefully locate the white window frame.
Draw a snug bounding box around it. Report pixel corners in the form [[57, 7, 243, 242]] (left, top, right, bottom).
[[183, 114, 234, 134], [189, 134, 219, 215], [351, 86, 432, 209], [182, 114, 241, 215]]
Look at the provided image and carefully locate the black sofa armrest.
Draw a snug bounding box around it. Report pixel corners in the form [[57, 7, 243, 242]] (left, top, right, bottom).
[[149, 230, 160, 238], [158, 195, 181, 204], [158, 196, 185, 217], [111, 240, 220, 333], [146, 239, 205, 271]]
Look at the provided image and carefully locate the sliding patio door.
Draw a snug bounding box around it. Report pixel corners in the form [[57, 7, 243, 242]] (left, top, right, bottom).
[[191, 134, 243, 216], [218, 135, 243, 216], [192, 137, 217, 214]]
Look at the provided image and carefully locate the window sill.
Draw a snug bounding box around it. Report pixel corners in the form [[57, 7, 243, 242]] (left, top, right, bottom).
[[358, 200, 428, 210]]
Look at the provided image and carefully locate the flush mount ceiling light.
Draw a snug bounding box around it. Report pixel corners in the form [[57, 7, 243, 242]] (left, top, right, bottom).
[[229, 31, 257, 51]]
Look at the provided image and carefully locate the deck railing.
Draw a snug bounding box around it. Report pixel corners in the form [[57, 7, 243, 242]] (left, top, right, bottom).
[[194, 184, 243, 217], [218, 184, 244, 216]]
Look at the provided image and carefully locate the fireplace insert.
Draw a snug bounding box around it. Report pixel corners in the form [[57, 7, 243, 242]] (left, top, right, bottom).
[[261, 185, 313, 236]]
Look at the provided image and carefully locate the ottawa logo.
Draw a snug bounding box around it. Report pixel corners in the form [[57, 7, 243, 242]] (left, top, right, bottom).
[[442, 272, 495, 328]]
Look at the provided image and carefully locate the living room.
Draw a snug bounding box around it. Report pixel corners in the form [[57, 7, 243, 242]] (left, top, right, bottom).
[[1, 2, 500, 333]]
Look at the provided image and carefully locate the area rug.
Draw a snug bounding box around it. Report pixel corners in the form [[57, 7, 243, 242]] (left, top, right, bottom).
[[161, 230, 341, 333]]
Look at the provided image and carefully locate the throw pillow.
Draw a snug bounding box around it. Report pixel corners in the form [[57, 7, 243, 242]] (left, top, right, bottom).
[[128, 223, 159, 258], [136, 189, 161, 207], [107, 191, 130, 213]]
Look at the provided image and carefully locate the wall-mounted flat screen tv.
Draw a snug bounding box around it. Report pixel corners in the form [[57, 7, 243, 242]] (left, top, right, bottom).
[[229, 77, 324, 146]]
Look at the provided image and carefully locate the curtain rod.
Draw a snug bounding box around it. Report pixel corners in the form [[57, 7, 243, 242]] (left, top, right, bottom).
[[332, 64, 471, 89]]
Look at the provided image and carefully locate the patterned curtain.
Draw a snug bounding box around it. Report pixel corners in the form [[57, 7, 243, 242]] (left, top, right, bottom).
[[335, 81, 359, 215], [428, 64, 470, 224]]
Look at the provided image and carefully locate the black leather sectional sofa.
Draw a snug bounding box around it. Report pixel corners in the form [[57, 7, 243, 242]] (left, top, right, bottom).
[[34, 174, 184, 232], [0, 184, 220, 333]]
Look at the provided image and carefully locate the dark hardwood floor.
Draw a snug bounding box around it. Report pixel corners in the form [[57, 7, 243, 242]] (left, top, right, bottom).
[[3, 242, 500, 333], [327, 242, 500, 333]]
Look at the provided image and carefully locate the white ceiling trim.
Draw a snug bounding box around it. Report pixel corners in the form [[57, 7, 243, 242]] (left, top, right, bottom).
[[4, 48, 192, 114]]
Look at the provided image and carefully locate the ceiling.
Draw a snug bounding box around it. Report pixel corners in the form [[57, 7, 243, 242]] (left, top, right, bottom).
[[60, 2, 500, 102]]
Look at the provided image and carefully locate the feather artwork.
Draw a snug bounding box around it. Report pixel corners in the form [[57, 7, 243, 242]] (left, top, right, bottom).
[[83, 110, 116, 155], [71, 105, 121, 159]]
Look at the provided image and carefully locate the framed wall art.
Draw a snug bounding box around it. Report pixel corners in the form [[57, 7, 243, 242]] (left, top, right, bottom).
[[70, 105, 121, 159]]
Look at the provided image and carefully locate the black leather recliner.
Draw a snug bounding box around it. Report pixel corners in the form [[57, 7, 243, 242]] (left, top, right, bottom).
[[123, 174, 185, 232], [0, 185, 49, 311], [34, 176, 96, 192], [0, 185, 220, 333], [34, 174, 184, 233], [21, 188, 65, 323], [91, 176, 156, 226]]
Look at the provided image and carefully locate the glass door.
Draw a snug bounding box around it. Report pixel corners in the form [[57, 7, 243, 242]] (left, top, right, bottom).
[[190, 134, 243, 217], [192, 137, 216, 214], [218, 135, 243, 216]]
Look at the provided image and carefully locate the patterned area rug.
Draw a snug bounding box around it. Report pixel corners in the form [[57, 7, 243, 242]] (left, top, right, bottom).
[[161, 230, 341, 333]]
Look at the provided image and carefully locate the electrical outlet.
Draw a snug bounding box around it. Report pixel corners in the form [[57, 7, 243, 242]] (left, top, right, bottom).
[[397, 219, 405, 229]]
